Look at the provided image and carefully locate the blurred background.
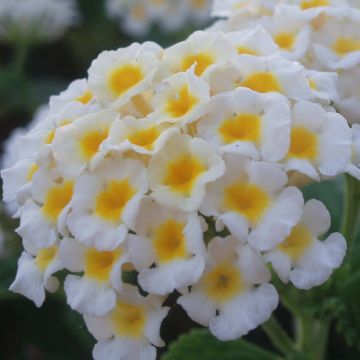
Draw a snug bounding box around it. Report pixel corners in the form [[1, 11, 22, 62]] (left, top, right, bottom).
[[0, 1, 359, 359]]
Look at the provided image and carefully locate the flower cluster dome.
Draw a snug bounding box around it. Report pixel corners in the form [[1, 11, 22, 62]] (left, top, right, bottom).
[[0, 0, 78, 44], [2, 26, 355, 359], [106, 0, 212, 37]]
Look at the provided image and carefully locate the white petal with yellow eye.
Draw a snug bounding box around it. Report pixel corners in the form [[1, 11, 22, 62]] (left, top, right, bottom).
[[147, 132, 225, 211], [305, 70, 339, 103], [289, 233, 346, 289], [53, 109, 117, 177], [50, 78, 94, 113], [84, 285, 168, 360], [312, 16, 360, 70], [197, 88, 291, 162], [88, 43, 162, 108], [266, 199, 347, 289], [225, 25, 278, 56], [162, 31, 237, 78], [178, 237, 278, 340], [16, 200, 58, 249], [67, 158, 147, 250], [101, 116, 178, 156], [151, 70, 210, 127], [10, 244, 62, 307], [209, 283, 278, 340], [284, 101, 352, 179], [129, 197, 205, 293], [249, 186, 304, 251], [261, 5, 311, 61]]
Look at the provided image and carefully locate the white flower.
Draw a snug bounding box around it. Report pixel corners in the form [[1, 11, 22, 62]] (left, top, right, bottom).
[[49, 79, 95, 113], [147, 132, 225, 211], [128, 197, 206, 295], [10, 243, 62, 307], [206, 54, 311, 100], [260, 5, 312, 61], [283, 101, 352, 180], [305, 69, 339, 104], [52, 109, 117, 177], [16, 168, 74, 250], [178, 236, 279, 340], [101, 116, 177, 156], [84, 284, 169, 360], [312, 14, 360, 70], [88, 43, 163, 108], [60, 237, 128, 316], [225, 26, 278, 57], [162, 31, 237, 77], [151, 70, 210, 126], [196, 87, 291, 161], [201, 155, 304, 251], [0, 0, 78, 44], [265, 199, 346, 289], [67, 158, 147, 251]]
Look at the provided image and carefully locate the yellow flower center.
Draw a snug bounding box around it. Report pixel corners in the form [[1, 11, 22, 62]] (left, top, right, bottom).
[[84, 248, 122, 281], [79, 128, 109, 161], [288, 126, 318, 160], [237, 46, 258, 55], [278, 224, 313, 260], [332, 37, 360, 56], [76, 90, 93, 105], [240, 72, 282, 93], [111, 302, 147, 338], [166, 86, 198, 118], [26, 163, 39, 182], [163, 154, 205, 195], [274, 32, 296, 50], [223, 182, 270, 224], [219, 113, 261, 144], [153, 220, 186, 263], [127, 126, 160, 150], [301, 0, 329, 10], [44, 129, 56, 145], [308, 78, 317, 90], [182, 53, 214, 76], [108, 64, 143, 97], [35, 246, 57, 271], [203, 262, 244, 303], [95, 180, 136, 223], [42, 181, 74, 222]]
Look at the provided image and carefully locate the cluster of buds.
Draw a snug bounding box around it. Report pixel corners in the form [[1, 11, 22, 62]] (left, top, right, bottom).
[[2, 24, 356, 359], [106, 0, 212, 37], [0, 0, 78, 45]]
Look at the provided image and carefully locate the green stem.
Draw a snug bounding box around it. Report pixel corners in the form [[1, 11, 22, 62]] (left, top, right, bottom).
[[11, 42, 29, 74], [262, 316, 297, 357], [341, 174, 360, 259], [295, 315, 330, 360]]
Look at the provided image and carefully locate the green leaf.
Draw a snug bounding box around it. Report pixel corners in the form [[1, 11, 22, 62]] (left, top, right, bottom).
[[163, 328, 282, 360]]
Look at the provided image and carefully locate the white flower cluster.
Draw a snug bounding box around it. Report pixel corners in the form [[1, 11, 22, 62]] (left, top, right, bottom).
[[2, 28, 354, 359], [0, 0, 78, 44], [106, 0, 212, 37], [211, 1, 360, 126]]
